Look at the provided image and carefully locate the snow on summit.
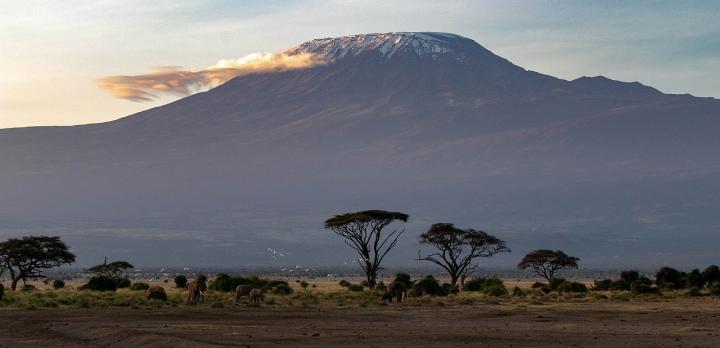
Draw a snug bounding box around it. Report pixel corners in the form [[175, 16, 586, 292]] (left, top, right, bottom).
[[286, 32, 472, 60]]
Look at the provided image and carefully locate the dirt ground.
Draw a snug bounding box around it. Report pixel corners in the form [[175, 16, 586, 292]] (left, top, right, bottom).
[[2, 299, 720, 347]]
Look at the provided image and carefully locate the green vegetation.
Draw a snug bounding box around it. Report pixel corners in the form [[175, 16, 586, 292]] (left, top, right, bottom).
[[52, 279, 65, 289], [174, 275, 188, 288], [130, 282, 150, 291], [209, 273, 293, 295]]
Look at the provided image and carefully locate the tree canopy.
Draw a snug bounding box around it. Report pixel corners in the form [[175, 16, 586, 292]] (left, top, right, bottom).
[[517, 249, 579, 283], [88, 259, 134, 280], [0, 236, 75, 290], [418, 223, 510, 287]]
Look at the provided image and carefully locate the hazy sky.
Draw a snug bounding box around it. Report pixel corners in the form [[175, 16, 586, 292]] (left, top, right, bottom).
[[1, 0, 718, 129]]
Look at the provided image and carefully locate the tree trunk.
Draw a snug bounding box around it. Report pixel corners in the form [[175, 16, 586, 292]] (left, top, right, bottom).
[[366, 265, 377, 290], [11, 276, 21, 291], [450, 274, 459, 288]]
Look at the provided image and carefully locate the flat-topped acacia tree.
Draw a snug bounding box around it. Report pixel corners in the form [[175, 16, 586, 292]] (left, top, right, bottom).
[[325, 210, 409, 289], [0, 236, 75, 290], [517, 249, 579, 283], [418, 223, 510, 288]]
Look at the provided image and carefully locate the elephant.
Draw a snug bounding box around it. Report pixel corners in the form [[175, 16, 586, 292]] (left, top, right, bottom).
[[382, 281, 407, 303], [235, 285, 255, 304], [147, 286, 167, 301], [249, 288, 264, 304], [186, 275, 208, 304]]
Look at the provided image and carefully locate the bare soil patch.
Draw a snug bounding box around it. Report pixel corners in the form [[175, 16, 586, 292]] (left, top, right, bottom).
[[2, 299, 720, 347]]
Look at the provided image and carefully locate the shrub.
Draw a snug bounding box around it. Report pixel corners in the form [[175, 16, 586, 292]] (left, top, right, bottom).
[[81, 276, 117, 291], [549, 278, 567, 290], [702, 265, 720, 286], [209, 273, 290, 293], [686, 287, 702, 297], [52, 279, 65, 289], [610, 280, 631, 291], [348, 284, 364, 292], [484, 284, 508, 297], [412, 276, 447, 296], [130, 282, 150, 291], [656, 267, 684, 290], [557, 282, 588, 293], [463, 277, 504, 292], [360, 280, 369, 287], [631, 281, 659, 295], [592, 279, 612, 291], [21, 284, 36, 292], [271, 283, 293, 295], [531, 282, 551, 294], [708, 282, 720, 296], [686, 269, 704, 289], [174, 275, 188, 288], [116, 277, 131, 289], [394, 273, 413, 288], [511, 286, 526, 297], [620, 270, 640, 285], [338, 280, 351, 288]]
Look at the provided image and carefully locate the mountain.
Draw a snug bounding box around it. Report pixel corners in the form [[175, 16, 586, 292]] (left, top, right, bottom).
[[1, 32, 719, 268]]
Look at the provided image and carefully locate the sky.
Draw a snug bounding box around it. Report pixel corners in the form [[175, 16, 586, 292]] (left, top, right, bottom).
[[1, 0, 718, 129]]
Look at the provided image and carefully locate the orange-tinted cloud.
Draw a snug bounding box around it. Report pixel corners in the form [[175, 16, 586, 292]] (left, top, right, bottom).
[[97, 52, 327, 102]]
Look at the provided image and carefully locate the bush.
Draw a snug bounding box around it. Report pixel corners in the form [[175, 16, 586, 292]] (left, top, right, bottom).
[[394, 273, 413, 288], [271, 283, 294, 295], [81, 276, 118, 291], [174, 275, 188, 288], [686, 287, 702, 297], [209, 273, 291, 294], [610, 280, 631, 291], [412, 276, 447, 296], [592, 279, 612, 291], [656, 267, 685, 290], [511, 286, 526, 297], [708, 282, 720, 296], [620, 270, 640, 285], [531, 282, 551, 294], [463, 277, 504, 292], [348, 284, 364, 292], [549, 278, 567, 290], [52, 279, 65, 289], [686, 269, 704, 289], [116, 277, 131, 289], [484, 284, 508, 297], [557, 281, 588, 293], [21, 284, 36, 292], [338, 280, 351, 288], [631, 281, 659, 295], [702, 265, 720, 286], [130, 282, 150, 291], [360, 280, 369, 287]]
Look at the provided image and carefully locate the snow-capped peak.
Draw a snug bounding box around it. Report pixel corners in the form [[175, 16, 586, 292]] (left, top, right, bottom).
[[286, 32, 472, 60]]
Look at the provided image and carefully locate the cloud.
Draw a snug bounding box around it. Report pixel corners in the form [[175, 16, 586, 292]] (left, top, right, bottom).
[[96, 52, 327, 102]]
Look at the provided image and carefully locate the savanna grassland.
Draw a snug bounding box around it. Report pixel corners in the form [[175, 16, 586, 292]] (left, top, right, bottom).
[[2, 279, 720, 347]]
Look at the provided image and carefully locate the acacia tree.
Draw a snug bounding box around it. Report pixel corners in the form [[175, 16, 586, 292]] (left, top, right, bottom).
[[88, 258, 133, 280], [0, 236, 76, 290], [517, 249, 579, 283], [325, 210, 409, 289], [418, 223, 510, 287]]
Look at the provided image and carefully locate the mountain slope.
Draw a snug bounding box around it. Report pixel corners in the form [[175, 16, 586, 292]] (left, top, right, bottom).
[[1, 32, 719, 268]]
